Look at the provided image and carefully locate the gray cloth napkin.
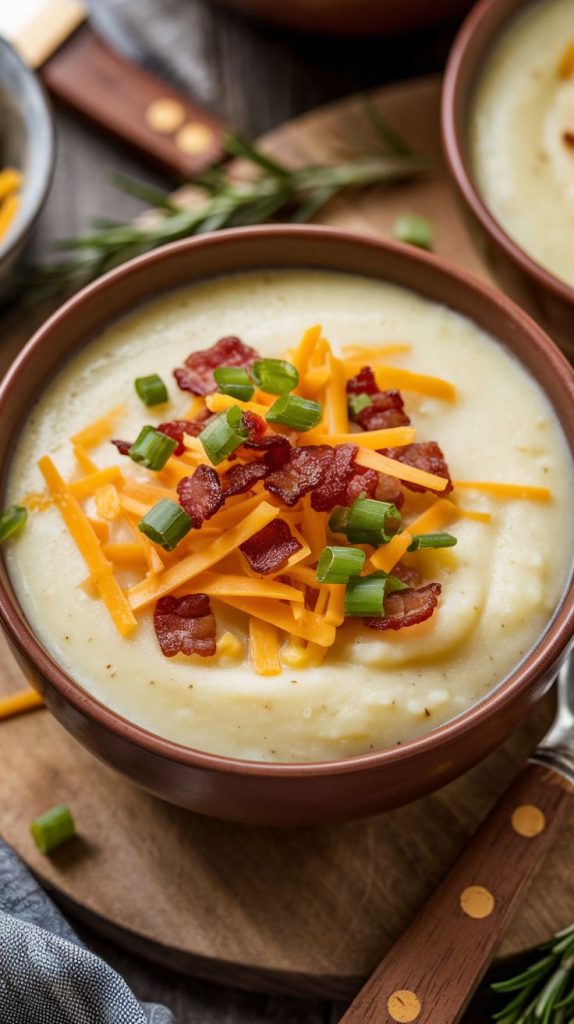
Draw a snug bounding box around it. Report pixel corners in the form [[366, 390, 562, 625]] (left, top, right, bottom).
[[0, 840, 174, 1024]]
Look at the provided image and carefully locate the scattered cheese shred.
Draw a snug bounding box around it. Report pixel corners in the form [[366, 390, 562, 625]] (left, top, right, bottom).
[[307, 426, 416, 449], [325, 353, 349, 433], [39, 456, 137, 637], [292, 323, 322, 373], [68, 466, 122, 500], [204, 393, 270, 417], [558, 40, 574, 78], [94, 483, 122, 521], [453, 481, 551, 501], [179, 571, 304, 602], [215, 595, 336, 647], [249, 618, 281, 676], [341, 343, 411, 360], [344, 363, 456, 402], [371, 531, 413, 573], [74, 445, 98, 474], [0, 687, 44, 721], [355, 447, 449, 491], [128, 501, 280, 610], [70, 405, 125, 448], [103, 543, 147, 567]]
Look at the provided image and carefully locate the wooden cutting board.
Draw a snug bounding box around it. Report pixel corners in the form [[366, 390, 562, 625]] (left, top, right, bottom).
[[1, 77, 572, 1001]]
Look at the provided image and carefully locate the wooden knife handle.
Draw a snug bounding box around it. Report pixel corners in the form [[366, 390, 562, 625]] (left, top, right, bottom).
[[340, 762, 574, 1024], [41, 23, 226, 179]]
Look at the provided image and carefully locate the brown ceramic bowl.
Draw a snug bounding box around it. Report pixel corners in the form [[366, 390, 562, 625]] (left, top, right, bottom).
[[1, 225, 573, 826], [209, 0, 472, 36], [442, 0, 574, 359]]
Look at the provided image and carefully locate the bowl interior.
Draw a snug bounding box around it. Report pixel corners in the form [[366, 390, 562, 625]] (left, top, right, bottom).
[[1, 226, 574, 773], [0, 38, 54, 257]]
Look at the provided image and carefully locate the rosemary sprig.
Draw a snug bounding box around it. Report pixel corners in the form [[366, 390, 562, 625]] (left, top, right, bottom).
[[490, 924, 574, 1024], [24, 106, 426, 301]]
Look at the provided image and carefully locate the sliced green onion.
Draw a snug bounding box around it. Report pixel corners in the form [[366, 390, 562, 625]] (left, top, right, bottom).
[[139, 498, 192, 550], [0, 505, 27, 544], [31, 803, 76, 854], [252, 358, 299, 395], [266, 394, 322, 431], [393, 213, 434, 251], [345, 571, 407, 617], [347, 498, 401, 546], [129, 426, 176, 471], [407, 532, 457, 552], [213, 366, 254, 402], [348, 393, 372, 418], [316, 545, 366, 584], [199, 406, 249, 465], [134, 373, 168, 406], [328, 506, 350, 535]]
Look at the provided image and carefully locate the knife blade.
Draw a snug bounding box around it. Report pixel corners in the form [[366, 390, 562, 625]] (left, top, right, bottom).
[[0, 0, 226, 178]]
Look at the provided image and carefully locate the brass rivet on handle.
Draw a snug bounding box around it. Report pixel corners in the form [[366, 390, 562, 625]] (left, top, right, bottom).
[[511, 804, 546, 837], [460, 885, 495, 919], [145, 98, 186, 133], [176, 121, 215, 155], [387, 989, 422, 1022]]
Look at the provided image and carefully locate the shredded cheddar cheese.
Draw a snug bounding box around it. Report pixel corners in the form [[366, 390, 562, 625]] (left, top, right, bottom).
[[0, 687, 44, 720]]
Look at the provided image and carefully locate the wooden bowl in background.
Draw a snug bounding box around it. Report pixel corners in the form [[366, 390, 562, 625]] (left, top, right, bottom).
[[210, 0, 474, 36]]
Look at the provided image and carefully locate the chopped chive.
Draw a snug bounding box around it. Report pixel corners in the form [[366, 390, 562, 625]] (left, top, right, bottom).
[[129, 426, 176, 470], [346, 498, 401, 546], [0, 505, 27, 544], [345, 571, 407, 617], [393, 213, 434, 251], [213, 366, 254, 402], [316, 545, 366, 584], [199, 406, 249, 464], [328, 506, 350, 535], [407, 532, 457, 552], [252, 358, 299, 395], [134, 373, 168, 406], [31, 803, 76, 854], [138, 498, 192, 551], [348, 393, 372, 418], [266, 394, 321, 431]]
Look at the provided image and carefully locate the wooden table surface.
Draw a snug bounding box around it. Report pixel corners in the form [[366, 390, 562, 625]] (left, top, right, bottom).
[[4, 3, 484, 1020]]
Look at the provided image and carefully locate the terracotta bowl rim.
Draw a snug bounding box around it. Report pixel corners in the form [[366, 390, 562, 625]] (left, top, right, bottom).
[[441, 0, 574, 308], [0, 37, 55, 263], [1, 223, 574, 779]]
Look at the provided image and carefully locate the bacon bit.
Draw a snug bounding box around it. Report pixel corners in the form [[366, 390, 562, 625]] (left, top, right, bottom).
[[221, 460, 269, 497], [241, 410, 267, 442], [240, 519, 302, 575], [392, 563, 422, 588], [244, 433, 292, 469], [344, 467, 378, 505], [153, 593, 216, 657], [174, 337, 259, 395], [177, 465, 223, 527], [379, 442, 453, 495], [563, 131, 574, 150], [375, 473, 405, 509], [265, 445, 333, 506], [357, 390, 410, 431], [311, 443, 358, 512], [111, 439, 131, 456], [366, 582, 441, 631], [158, 412, 211, 456], [346, 366, 379, 396]]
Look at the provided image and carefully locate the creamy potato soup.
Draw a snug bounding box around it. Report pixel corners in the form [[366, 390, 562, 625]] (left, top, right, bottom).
[[4, 271, 573, 762], [471, 0, 574, 288]]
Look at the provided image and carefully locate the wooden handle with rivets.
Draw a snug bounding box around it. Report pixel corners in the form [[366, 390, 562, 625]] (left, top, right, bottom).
[[339, 762, 574, 1024], [41, 23, 226, 179]]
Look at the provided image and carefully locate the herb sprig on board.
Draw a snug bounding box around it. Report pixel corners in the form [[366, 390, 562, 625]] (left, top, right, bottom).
[[489, 924, 574, 1024], [26, 102, 426, 300]]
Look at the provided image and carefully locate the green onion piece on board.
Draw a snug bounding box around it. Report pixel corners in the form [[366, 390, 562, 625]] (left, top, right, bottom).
[[393, 213, 434, 251], [129, 426, 176, 471], [139, 499, 192, 551], [199, 406, 249, 464], [347, 393, 372, 418], [266, 394, 321, 431], [345, 571, 407, 617], [328, 506, 350, 535], [213, 366, 255, 402], [0, 505, 27, 544], [252, 358, 299, 395], [134, 374, 168, 406], [30, 803, 76, 854], [316, 545, 366, 584], [346, 498, 401, 546], [407, 532, 457, 552]]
